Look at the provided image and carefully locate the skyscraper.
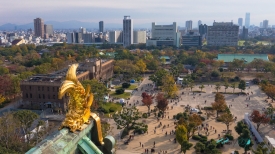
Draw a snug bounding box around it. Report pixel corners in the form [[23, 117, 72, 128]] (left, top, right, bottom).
[[34, 18, 44, 38], [44, 24, 54, 36], [99, 21, 104, 33], [263, 20, 269, 29], [198, 20, 202, 28], [238, 18, 243, 28], [185, 20, 192, 31], [123, 16, 133, 47], [245, 13, 250, 28]]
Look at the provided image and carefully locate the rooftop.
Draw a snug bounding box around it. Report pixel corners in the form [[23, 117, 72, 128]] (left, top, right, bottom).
[[217, 54, 269, 63]]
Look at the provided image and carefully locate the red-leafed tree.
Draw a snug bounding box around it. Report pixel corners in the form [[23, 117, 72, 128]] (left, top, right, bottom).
[[155, 93, 168, 113], [250, 110, 270, 131], [0, 75, 12, 97], [141, 92, 154, 114]]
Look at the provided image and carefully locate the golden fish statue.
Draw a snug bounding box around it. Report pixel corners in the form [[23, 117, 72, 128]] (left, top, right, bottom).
[[58, 64, 104, 144]]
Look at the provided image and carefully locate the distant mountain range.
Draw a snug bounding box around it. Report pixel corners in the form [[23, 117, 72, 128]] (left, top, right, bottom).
[[0, 20, 150, 30]]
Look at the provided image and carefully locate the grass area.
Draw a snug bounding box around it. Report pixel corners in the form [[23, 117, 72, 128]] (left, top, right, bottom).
[[238, 40, 245, 46], [256, 41, 272, 45], [114, 84, 138, 90], [109, 91, 131, 99], [100, 102, 122, 114]]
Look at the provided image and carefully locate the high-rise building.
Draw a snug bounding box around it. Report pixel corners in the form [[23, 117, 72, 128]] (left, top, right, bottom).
[[263, 20, 269, 29], [75, 32, 83, 43], [199, 24, 208, 37], [133, 31, 146, 44], [182, 31, 202, 47], [109, 31, 123, 43], [238, 18, 243, 28], [44, 24, 54, 36], [66, 32, 75, 43], [123, 16, 133, 47], [207, 22, 239, 46], [79, 27, 86, 34], [99, 21, 104, 33], [198, 20, 202, 28], [34, 18, 44, 38], [260, 22, 263, 28], [82, 33, 95, 43], [245, 13, 250, 28], [242, 26, 248, 40], [186, 20, 192, 31], [146, 22, 180, 47]]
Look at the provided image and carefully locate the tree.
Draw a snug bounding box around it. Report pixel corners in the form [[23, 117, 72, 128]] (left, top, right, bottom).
[[238, 80, 246, 92], [215, 83, 221, 93], [136, 59, 146, 73], [235, 121, 248, 135], [178, 114, 202, 140], [224, 80, 229, 93], [155, 93, 168, 113], [141, 92, 154, 114], [188, 82, 195, 92], [250, 110, 270, 131], [194, 142, 205, 153], [219, 113, 235, 131], [199, 84, 205, 92], [175, 125, 188, 152], [149, 69, 168, 87], [13, 110, 39, 144], [231, 83, 236, 93], [82, 79, 109, 110], [161, 75, 178, 98], [180, 140, 193, 154], [237, 128, 253, 153], [212, 93, 227, 117], [35, 120, 44, 144], [113, 106, 147, 132], [252, 142, 269, 154]]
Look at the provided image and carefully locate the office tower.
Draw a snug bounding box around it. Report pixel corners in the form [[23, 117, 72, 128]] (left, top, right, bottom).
[[263, 20, 269, 29], [238, 18, 243, 27], [79, 27, 86, 34], [185, 20, 192, 31], [34, 18, 44, 37], [199, 24, 208, 39], [245, 13, 250, 28], [82, 33, 95, 43], [109, 31, 123, 43], [44, 24, 54, 36], [260, 22, 263, 28], [123, 16, 133, 47], [207, 21, 239, 46], [198, 20, 202, 28], [242, 26, 248, 40], [182, 31, 202, 47], [66, 32, 75, 43], [133, 31, 146, 44], [146, 22, 180, 47], [99, 21, 104, 33]]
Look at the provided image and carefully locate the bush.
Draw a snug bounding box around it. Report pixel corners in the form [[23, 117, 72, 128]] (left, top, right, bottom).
[[224, 134, 234, 140], [98, 107, 109, 114], [121, 128, 129, 139], [192, 135, 201, 141], [198, 111, 202, 114], [234, 76, 240, 81], [134, 127, 148, 134], [216, 116, 222, 122], [200, 116, 206, 121], [115, 88, 125, 94], [122, 83, 131, 88], [203, 106, 213, 110], [211, 70, 220, 78], [142, 113, 148, 118], [109, 106, 117, 112]]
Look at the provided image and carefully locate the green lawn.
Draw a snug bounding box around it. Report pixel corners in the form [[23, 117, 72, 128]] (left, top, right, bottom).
[[256, 41, 272, 45], [109, 91, 131, 99], [100, 102, 122, 113], [114, 84, 138, 90], [238, 40, 245, 46]]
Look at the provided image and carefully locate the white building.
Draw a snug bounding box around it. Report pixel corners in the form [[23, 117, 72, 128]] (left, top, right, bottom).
[[146, 22, 181, 47], [263, 20, 269, 29], [186, 20, 192, 31], [123, 16, 133, 47], [245, 12, 250, 28], [109, 31, 123, 43], [133, 31, 146, 44]]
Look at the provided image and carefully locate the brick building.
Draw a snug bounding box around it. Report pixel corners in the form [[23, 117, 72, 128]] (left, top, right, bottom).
[[20, 59, 114, 111]]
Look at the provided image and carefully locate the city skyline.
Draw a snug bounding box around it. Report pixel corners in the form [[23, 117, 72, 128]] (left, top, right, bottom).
[[1, 0, 275, 27]]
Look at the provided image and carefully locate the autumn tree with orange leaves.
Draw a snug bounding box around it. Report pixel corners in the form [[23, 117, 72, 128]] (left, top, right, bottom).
[[250, 110, 270, 131], [141, 92, 154, 114]]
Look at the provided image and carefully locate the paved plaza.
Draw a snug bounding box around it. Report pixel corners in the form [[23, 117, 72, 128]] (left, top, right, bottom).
[[108, 76, 274, 154]]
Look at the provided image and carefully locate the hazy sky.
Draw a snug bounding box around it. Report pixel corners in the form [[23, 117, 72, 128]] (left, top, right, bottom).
[[1, 0, 275, 27]]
